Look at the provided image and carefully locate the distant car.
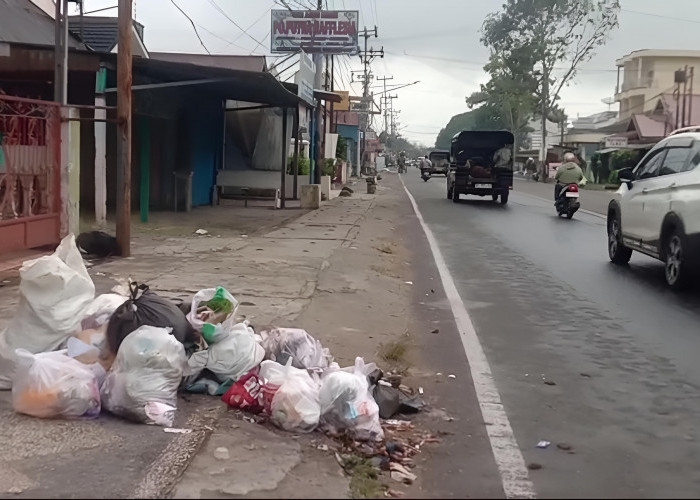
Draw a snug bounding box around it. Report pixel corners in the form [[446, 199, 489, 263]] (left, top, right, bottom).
[[607, 130, 700, 289], [428, 150, 450, 176]]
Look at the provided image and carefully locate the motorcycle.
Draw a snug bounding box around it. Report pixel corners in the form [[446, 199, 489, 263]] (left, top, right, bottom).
[[555, 183, 580, 219], [421, 168, 431, 182]]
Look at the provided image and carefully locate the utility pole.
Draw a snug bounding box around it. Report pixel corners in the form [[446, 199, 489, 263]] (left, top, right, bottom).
[[376, 75, 393, 135], [312, 0, 324, 185], [357, 26, 382, 173], [116, 0, 133, 256], [540, 63, 549, 182], [53, 0, 69, 104]]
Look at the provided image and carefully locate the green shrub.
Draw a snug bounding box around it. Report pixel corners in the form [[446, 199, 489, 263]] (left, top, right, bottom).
[[287, 156, 310, 175], [322, 158, 336, 177], [608, 169, 620, 185]]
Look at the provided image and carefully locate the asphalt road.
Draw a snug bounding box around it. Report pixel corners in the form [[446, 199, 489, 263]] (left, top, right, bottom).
[[401, 169, 700, 498]]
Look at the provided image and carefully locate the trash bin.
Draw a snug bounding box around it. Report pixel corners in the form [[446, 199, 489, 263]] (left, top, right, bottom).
[[173, 171, 194, 212]]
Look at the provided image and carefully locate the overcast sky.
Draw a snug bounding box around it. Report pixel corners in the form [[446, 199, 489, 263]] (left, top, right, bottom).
[[74, 0, 700, 146]]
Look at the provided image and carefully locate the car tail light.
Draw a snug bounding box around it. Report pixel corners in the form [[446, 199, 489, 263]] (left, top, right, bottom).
[[569, 184, 579, 192]]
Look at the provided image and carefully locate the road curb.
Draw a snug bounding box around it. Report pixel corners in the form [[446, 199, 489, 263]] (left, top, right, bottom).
[[131, 405, 224, 499]]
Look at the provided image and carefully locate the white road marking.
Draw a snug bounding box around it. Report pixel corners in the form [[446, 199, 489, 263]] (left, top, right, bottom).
[[400, 175, 536, 499]]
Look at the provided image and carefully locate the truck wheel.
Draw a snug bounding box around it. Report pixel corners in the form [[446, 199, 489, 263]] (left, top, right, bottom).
[[500, 193, 509, 205], [492, 194, 499, 202]]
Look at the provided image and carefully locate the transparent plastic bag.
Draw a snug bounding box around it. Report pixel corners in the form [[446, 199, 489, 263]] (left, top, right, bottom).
[[186, 287, 239, 333], [100, 325, 186, 426], [0, 234, 95, 389], [260, 328, 332, 372], [12, 349, 100, 419], [319, 357, 384, 441], [259, 359, 321, 433], [81, 294, 129, 330], [206, 322, 264, 382]]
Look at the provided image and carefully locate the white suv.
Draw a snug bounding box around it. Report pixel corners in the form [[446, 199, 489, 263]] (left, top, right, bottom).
[[607, 131, 700, 289]]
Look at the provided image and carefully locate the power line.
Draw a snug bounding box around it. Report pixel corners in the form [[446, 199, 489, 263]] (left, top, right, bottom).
[[207, 0, 267, 52], [622, 8, 700, 25], [195, 23, 250, 52], [220, 6, 272, 53], [169, 0, 211, 54]]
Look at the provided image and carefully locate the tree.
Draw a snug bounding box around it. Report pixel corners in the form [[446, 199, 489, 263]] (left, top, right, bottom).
[[482, 0, 620, 176], [466, 46, 539, 155]]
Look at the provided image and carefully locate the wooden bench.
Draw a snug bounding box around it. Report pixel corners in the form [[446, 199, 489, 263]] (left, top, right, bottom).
[[216, 185, 281, 208]]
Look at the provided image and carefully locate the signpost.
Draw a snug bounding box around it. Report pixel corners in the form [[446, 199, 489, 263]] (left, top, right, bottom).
[[605, 136, 628, 149], [271, 10, 359, 54]]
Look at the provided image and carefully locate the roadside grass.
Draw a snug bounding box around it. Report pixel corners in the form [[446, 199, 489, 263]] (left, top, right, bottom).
[[378, 338, 410, 374]]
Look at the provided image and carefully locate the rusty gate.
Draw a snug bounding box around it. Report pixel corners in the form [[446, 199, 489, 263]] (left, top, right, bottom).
[[0, 95, 61, 254]]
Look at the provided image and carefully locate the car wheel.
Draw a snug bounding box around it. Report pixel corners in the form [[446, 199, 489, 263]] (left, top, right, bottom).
[[607, 213, 632, 264], [500, 193, 509, 205], [664, 229, 689, 289]]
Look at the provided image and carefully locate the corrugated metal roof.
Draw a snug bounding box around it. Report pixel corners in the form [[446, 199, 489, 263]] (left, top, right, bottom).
[[149, 52, 267, 72], [67, 16, 120, 53], [0, 0, 83, 48]]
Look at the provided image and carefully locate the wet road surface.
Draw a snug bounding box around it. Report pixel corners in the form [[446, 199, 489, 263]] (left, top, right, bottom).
[[402, 170, 700, 498]]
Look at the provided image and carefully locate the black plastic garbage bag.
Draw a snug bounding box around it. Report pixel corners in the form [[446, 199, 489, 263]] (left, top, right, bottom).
[[107, 282, 198, 354]]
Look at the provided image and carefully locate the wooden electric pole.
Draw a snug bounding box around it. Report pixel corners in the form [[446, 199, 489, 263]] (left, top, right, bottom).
[[116, 0, 133, 256]]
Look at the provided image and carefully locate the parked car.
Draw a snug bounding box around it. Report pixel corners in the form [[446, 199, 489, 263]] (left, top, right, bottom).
[[607, 130, 700, 289], [447, 130, 514, 205]]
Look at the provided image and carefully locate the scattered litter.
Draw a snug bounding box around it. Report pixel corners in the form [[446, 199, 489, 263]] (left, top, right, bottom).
[[317, 444, 329, 451], [404, 281, 413, 285], [431, 328, 439, 334], [241, 235, 248, 238], [95, 272, 106, 277], [543, 380, 556, 386], [214, 447, 230, 460], [194, 229, 208, 235], [528, 462, 543, 470], [386, 489, 406, 498], [557, 443, 573, 451], [390, 462, 417, 484], [580, 373, 591, 378], [418, 387, 424, 395], [537, 440, 551, 449], [448, 374, 456, 379], [164, 428, 192, 434]]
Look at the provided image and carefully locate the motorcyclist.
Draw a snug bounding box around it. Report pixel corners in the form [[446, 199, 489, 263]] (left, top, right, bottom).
[[554, 152, 584, 201], [419, 155, 432, 172]]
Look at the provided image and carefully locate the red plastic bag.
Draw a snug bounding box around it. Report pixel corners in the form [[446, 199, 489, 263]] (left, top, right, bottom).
[[221, 367, 264, 413]]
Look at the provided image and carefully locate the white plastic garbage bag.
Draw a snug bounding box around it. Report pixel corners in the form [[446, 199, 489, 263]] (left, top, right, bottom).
[[319, 357, 384, 441], [0, 234, 96, 389], [259, 359, 321, 433], [260, 328, 332, 372], [206, 322, 264, 382], [12, 348, 101, 419], [186, 287, 239, 332], [100, 325, 186, 427], [81, 294, 129, 330]]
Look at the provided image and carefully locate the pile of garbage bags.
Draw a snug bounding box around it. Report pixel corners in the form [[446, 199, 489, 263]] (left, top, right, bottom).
[[0, 234, 414, 441]]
